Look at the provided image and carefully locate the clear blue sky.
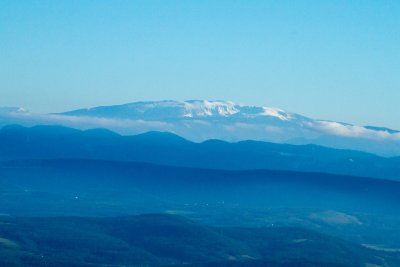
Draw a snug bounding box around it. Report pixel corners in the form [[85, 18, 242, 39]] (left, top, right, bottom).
[[1, 0, 399, 129]]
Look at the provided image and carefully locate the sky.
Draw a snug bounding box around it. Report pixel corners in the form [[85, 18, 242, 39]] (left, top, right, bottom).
[[1, 0, 399, 129]]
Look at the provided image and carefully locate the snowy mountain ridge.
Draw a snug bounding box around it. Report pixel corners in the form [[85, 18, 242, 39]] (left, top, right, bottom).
[[63, 100, 298, 121]]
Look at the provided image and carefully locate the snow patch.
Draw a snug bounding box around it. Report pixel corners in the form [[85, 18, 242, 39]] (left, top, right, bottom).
[[260, 107, 291, 120], [183, 100, 239, 117]]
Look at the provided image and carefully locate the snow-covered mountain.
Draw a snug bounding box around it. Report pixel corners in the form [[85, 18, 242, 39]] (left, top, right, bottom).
[[62, 100, 305, 121], [1, 100, 399, 156]]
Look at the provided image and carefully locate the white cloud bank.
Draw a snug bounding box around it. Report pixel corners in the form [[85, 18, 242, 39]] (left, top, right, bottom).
[[308, 121, 400, 141], [2, 111, 173, 135]]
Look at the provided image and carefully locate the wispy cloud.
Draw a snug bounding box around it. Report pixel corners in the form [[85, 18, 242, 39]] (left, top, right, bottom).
[[2, 111, 400, 143], [308, 121, 400, 141], [3, 112, 173, 134]]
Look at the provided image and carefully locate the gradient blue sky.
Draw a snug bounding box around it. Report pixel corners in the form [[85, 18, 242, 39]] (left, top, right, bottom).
[[1, 0, 399, 128]]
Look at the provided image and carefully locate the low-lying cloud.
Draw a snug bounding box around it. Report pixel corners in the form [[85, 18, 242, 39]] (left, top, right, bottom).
[[309, 121, 400, 141], [2, 110, 400, 143], [2, 111, 173, 135]]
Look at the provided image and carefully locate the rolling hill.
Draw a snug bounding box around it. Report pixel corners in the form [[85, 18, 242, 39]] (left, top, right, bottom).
[[1, 124, 400, 180], [0, 214, 397, 267]]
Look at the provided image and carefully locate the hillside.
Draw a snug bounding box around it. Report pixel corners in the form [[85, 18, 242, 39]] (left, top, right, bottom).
[[1, 158, 400, 248], [0, 214, 397, 267], [1, 124, 400, 180]]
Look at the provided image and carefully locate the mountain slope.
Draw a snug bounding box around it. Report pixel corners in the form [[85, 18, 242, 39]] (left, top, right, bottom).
[[61, 100, 302, 120], [0, 214, 393, 267], [2, 158, 400, 216], [1, 124, 400, 180], [1, 160, 400, 266]]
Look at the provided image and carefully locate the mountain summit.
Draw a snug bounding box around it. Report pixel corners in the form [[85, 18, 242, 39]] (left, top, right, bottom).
[[61, 100, 299, 121]]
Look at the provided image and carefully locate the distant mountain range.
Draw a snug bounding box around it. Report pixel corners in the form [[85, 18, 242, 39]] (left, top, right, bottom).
[[1, 124, 400, 181], [1, 100, 400, 156]]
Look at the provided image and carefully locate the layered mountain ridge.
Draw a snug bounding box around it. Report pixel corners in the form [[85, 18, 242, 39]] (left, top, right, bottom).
[[1, 100, 399, 156], [1, 124, 400, 181]]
